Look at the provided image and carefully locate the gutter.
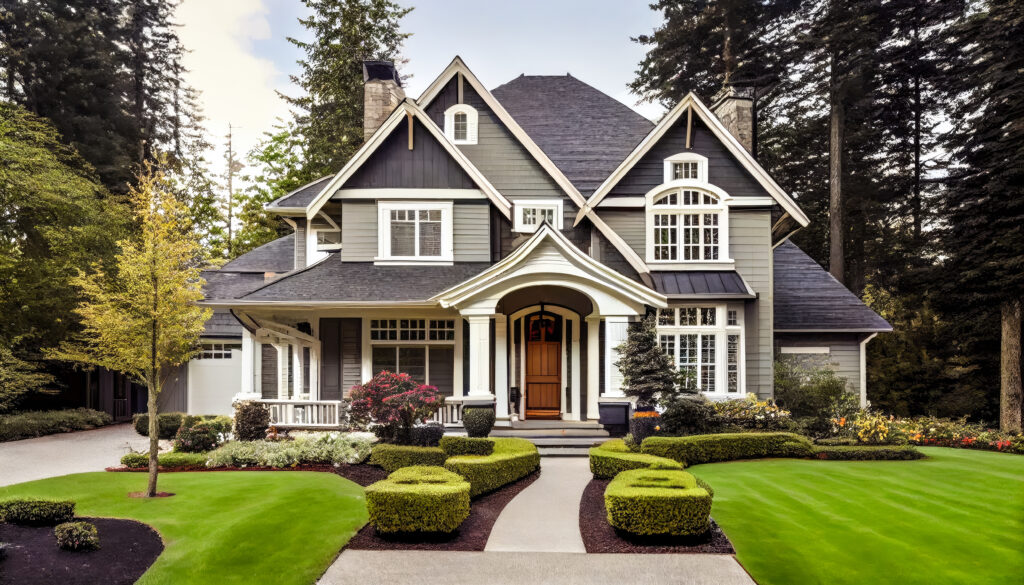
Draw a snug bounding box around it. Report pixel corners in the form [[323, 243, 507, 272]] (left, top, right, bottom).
[[859, 332, 879, 408]]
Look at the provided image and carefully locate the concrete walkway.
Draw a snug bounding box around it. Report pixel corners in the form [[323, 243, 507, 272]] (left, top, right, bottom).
[[485, 457, 591, 552], [0, 424, 151, 486], [320, 550, 756, 585]]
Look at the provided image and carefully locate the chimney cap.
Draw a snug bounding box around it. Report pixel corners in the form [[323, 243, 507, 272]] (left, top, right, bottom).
[[362, 60, 401, 87]]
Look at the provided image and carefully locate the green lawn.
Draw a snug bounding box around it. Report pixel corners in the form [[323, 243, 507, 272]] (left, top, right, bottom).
[[0, 471, 367, 585], [691, 447, 1024, 585]]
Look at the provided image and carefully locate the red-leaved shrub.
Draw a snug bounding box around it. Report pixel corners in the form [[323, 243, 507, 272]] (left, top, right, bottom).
[[349, 371, 444, 444]]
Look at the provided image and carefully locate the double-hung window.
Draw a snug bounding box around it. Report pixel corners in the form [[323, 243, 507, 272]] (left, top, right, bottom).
[[378, 202, 453, 262], [657, 305, 743, 396], [444, 104, 478, 144], [647, 189, 726, 263]]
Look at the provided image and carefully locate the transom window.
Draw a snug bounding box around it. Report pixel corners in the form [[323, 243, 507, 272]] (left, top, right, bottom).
[[657, 306, 743, 395], [378, 202, 453, 262], [513, 199, 563, 233], [370, 319, 455, 341], [198, 342, 240, 360], [369, 316, 458, 396], [444, 104, 478, 144], [647, 189, 726, 263]]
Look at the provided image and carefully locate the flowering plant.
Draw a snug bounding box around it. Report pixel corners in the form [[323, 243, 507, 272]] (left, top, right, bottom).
[[348, 371, 443, 444], [850, 412, 896, 444], [712, 394, 792, 430]]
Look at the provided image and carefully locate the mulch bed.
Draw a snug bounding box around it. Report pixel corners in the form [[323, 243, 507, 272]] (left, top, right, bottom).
[[0, 517, 163, 585], [347, 470, 541, 551], [579, 479, 735, 554]]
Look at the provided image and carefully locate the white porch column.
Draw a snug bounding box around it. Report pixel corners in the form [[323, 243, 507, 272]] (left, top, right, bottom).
[[276, 344, 289, 399], [604, 316, 629, 397], [239, 330, 256, 397], [292, 343, 304, 399], [309, 345, 320, 400], [494, 314, 509, 418], [452, 317, 464, 399], [586, 315, 601, 420], [569, 317, 581, 421], [466, 315, 492, 398]]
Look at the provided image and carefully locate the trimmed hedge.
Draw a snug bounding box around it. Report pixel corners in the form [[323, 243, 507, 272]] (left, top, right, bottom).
[[369, 443, 448, 473], [589, 439, 683, 479], [812, 445, 924, 460], [234, 401, 271, 441], [0, 409, 112, 442], [365, 466, 471, 533], [120, 451, 208, 469], [0, 499, 75, 526], [444, 437, 539, 497], [54, 521, 100, 551], [642, 432, 814, 465], [439, 435, 494, 456], [604, 468, 713, 536], [462, 408, 495, 437]]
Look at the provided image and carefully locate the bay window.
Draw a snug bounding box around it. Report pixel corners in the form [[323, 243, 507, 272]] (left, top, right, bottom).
[[657, 305, 744, 396], [377, 202, 453, 262]]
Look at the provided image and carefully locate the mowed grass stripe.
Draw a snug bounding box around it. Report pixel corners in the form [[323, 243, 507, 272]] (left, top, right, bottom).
[[691, 448, 1024, 585]]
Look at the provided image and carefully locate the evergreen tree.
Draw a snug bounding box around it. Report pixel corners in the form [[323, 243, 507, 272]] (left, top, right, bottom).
[[614, 315, 678, 408], [283, 0, 411, 180]]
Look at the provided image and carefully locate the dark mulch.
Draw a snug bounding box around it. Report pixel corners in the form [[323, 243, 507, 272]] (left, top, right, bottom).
[[347, 470, 541, 551], [0, 517, 163, 585], [579, 478, 735, 554], [332, 464, 388, 487]]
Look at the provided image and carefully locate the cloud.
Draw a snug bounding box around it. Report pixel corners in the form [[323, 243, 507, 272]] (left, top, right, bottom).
[[175, 0, 291, 182]]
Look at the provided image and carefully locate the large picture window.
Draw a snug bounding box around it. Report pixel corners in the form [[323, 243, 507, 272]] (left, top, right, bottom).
[[369, 317, 457, 395], [657, 305, 743, 396], [647, 189, 725, 263], [378, 202, 453, 262]]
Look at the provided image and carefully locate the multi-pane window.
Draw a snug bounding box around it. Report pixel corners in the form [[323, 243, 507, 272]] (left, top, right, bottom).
[[316, 230, 342, 251], [700, 335, 717, 392], [198, 342, 240, 359], [513, 200, 563, 232], [453, 112, 468, 141], [727, 334, 740, 393], [380, 203, 450, 260], [658, 308, 675, 326], [370, 318, 457, 395], [727, 310, 738, 326], [656, 306, 742, 395], [648, 190, 723, 262], [429, 319, 456, 340], [672, 161, 699, 180], [371, 319, 454, 341], [521, 206, 554, 227], [445, 105, 477, 144]]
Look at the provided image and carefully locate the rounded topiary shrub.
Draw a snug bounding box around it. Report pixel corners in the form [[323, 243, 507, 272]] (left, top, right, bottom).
[[133, 413, 185, 440], [54, 521, 100, 551], [462, 408, 495, 438], [410, 423, 445, 446], [366, 466, 471, 533], [173, 421, 219, 453], [604, 468, 712, 536], [234, 401, 271, 441]]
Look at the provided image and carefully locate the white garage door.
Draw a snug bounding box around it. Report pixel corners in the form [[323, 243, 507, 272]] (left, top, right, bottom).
[[188, 341, 242, 415]]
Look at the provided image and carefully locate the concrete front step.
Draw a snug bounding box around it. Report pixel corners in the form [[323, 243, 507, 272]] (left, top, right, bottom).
[[491, 428, 609, 438], [507, 420, 605, 430], [538, 447, 591, 457]]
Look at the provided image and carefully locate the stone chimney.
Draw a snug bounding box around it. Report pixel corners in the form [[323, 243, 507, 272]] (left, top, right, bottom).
[[363, 60, 405, 141], [710, 85, 755, 154]]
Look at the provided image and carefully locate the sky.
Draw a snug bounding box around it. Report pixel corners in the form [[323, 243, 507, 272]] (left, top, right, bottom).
[[175, 0, 666, 185]]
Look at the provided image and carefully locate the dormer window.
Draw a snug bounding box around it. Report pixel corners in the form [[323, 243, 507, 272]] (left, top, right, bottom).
[[444, 104, 478, 145], [316, 230, 342, 251], [513, 199, 563, 233], [377, 201, 453, 263], [672, 161, 699, 180], [646, 187, 730, 263], [664, 152, 708, 183]]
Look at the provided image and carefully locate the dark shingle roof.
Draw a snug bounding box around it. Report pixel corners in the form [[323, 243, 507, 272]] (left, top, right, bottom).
[[773, 241, 892, 332], [240, 255, 492, 303], [491, 75, 653, 196], [650, 271, 752, 298], [219, 235, 295, 273], [203, 310, 243, 338], [267, 175, 334, 208], [202, 270, 271, 300]]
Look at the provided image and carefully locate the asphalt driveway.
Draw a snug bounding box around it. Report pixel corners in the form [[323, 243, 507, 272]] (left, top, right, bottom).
[[0, 424, 152, 487]]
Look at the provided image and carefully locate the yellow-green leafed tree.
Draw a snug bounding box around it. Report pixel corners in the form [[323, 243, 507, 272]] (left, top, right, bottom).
[[55, 163, 210, 497]]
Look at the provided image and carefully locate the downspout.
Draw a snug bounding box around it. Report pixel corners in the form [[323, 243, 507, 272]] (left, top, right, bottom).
[[859, 333, 878, 408]]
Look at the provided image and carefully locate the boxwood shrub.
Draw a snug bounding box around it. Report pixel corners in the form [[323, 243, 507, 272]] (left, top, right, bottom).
[[365, 466, 471, 533], [812, 445, 924, 460], [462, 407, 495, 437], [439, 435, 494, 456], [54, 521, 100, 551], [604, 469, 712, 536], [120, 451, 208, 469], [234, 401, 271, 441], [641, 432, 814, 465], [133, 413, 185, 440], [369, 443, 448, 473], [0, 499, 75, 526], [0, 409, 112, 442], [589, 439, 683, 479], [444, 437, 539, 497]]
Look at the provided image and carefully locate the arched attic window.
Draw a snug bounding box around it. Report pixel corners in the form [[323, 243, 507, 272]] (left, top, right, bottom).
[[646, 187, 730, 263], [444, 104, 478, 145]]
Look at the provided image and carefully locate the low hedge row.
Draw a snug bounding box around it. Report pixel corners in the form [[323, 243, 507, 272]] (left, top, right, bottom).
[[439, 436, 494, 456], [641, 432, 814, 465], [369, 444, 448, 473], [134, 413, 232, 441], [444, 438, 539, 497], [604, 469, 713, 536], [0, 409, 112, 442], [0, 499, 76, 526], [589, 439, 683, 479], [812, 445, 924, 460], [365, 466, 471, 533], [120, 452, 209, 469]]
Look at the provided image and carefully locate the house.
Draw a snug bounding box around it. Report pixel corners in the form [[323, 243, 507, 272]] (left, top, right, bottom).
[[166, 57, 890, 430]]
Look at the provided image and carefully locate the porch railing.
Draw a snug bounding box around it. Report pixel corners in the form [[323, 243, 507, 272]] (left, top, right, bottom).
[[261, 399, 345, 428], [429, 401, 464, 426]]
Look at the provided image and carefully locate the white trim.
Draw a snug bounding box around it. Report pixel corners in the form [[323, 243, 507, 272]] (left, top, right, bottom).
[[779, 346, 831, 354], [418, 56, 652, 278], [859, 333, 878, 408], [444, 104, 478, 145], [663, 152, 708, 184], [376, 201, 454, 263], [304, 101, 510, 220], [512, 198, 564, 233], [578, 94, 810, 227], [597, 195, 775, 208], [332, 188, 485, 200], [657, 304, 745, 397]]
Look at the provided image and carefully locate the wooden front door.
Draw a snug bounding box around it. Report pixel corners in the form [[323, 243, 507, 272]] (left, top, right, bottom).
[[525, 312, 561, 419]]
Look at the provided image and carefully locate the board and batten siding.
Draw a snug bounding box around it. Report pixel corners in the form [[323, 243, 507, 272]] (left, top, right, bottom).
[[775, 333, 867, 395], [730, 209, 772, 396], [341, 200, 490, 262], [320, 318, 362, 400]]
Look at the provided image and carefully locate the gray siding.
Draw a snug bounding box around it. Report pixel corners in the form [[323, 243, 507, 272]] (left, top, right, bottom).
[[454, 203, 490, 261], [341, 202, 378, 261], [293, 218, 306, 269], [731, 210, 773, 396], [158, 363, 188, 412], [606, 117, 766, 199], [600, 210, 644, 257], [344, 116, 476, 189], [774, 333, 866, 395]]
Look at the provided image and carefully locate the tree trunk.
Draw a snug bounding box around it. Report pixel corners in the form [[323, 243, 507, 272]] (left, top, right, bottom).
[[146, 376, 160, 497], [1001, 299, 1023, 433], [911, 18, 923, 242], [828, 54, 845, 285]]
